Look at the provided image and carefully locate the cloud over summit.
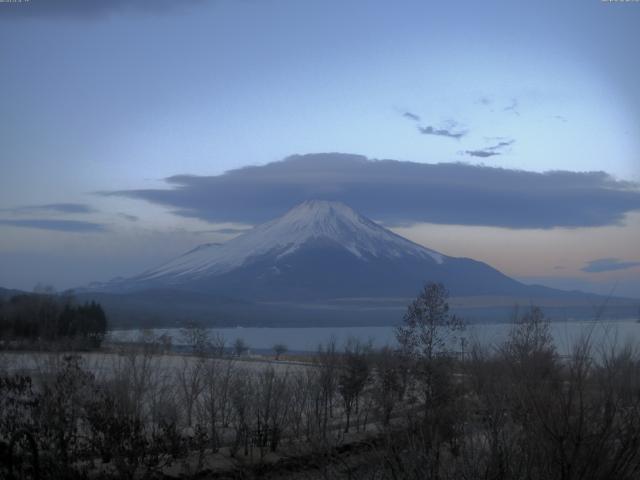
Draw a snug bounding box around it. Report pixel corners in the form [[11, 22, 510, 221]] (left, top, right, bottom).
[[103, 153, 640, 229]]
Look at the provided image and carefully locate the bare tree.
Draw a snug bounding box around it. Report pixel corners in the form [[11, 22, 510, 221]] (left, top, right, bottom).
[[228, 369, 255, 457], [315, 339, 340, 441], [254, 366, 292, 455], [211, 332, 226, 358], [371, 346, 406, 427], [233, 338, 249, 357], [338, 339, 371, 433], [180, 321, 211, 356], [502, 305, 556, 374], [273, 343, 288, 360], [177, 357, 205, 428], [395, 282, 463, 361], [200, 358, 235, 452], [391, 283, 466, 476], [287, 369, 315, 440]]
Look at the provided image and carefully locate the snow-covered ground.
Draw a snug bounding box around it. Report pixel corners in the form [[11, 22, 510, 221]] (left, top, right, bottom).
[[0, 350, 310, 377]]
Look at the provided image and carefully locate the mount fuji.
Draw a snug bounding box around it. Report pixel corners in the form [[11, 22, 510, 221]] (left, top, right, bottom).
[[81, 200, 636, 326], [95, 200, 556, 300]]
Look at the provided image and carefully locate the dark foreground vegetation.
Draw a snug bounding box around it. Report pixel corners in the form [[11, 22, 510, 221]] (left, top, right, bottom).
[[2, 283, 640, 479], [0, 290, 107, 349]]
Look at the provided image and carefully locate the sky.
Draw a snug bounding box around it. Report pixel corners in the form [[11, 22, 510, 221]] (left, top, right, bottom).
[[0, 0, 639, 297]]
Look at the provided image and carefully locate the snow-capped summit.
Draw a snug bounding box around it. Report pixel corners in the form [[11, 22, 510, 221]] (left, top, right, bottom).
[[269, 200, 443, 262], [134, 200, 443, 283], [100, 199, 531, 300]]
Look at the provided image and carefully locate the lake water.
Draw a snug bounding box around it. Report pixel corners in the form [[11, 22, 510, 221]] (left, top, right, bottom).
[[109, 319, 640, 355]]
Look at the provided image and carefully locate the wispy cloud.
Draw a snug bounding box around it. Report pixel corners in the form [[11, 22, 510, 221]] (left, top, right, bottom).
[[194, 227, 251, 236], [399, 109, 466, 139], [503, 98, 520, 116], [0, 219, 107, 233], [2, 203, 97, 215], [209, 227, 251, 235], [101, 152, 640, 229], [418, 125, 466, 140], [402, 111, 421, 122], [582, 258, 640, 273], [465, 149, 500, 158], [465, 139, 515, 158]]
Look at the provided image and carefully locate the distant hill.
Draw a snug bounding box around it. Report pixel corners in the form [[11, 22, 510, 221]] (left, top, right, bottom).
[[0, 286, 24, 299]]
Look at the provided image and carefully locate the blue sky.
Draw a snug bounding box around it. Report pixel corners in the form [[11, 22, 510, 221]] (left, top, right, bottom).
[[0, 0, 639, 297]]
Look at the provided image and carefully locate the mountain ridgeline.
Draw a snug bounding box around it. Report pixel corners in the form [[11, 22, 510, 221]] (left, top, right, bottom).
[[97, 200, 549, 299], [82, 200, 635, 326]]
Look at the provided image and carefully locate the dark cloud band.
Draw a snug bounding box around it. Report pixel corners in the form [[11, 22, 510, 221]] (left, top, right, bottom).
[[582, 258, 640, 273], [0, 0, 205, 19], [0, 219, 106, 233], [101, 153, 640, 229], [2, 203, 96, 215]]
